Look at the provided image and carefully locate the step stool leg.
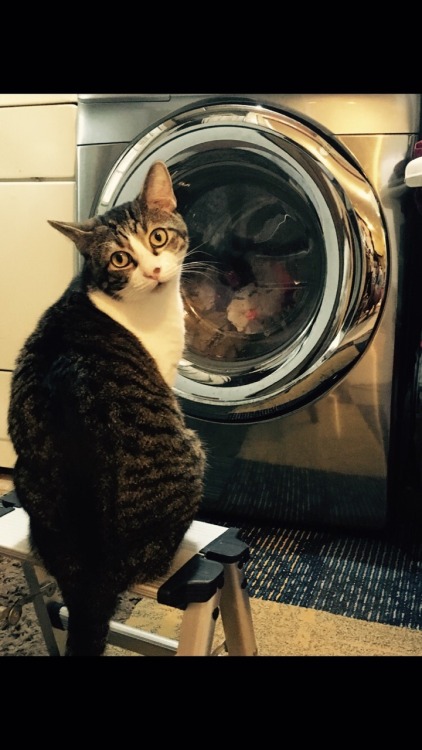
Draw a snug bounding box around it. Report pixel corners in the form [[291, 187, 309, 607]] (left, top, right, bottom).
[[176, 589, 222, 656], [200, 528, 258, 656], [22, 561, 61, 657], [219, 562, 258, 656]]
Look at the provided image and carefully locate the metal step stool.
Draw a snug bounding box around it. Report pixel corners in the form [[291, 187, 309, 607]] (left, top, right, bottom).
[[0, 491, 258, 656]]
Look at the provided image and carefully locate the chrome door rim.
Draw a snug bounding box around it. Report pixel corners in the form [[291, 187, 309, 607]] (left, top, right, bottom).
[[93, 102, 388, 422]]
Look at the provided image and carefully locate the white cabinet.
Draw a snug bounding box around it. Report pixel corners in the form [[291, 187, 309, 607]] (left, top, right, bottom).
[[0, 96, 77, 469], [0, 182, 76, 370], [0, 103, 77, 178]]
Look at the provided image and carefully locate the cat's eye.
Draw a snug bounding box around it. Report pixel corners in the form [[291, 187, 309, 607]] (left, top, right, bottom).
[[149, 228, 168, 249], [109, 251, 133, 269]]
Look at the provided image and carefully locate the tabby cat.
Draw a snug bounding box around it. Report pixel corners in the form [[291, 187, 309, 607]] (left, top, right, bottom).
[[7, 161, 206, 656]]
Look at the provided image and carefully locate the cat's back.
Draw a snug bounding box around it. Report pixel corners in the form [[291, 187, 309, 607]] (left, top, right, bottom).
[[8, 287, 186, 457]]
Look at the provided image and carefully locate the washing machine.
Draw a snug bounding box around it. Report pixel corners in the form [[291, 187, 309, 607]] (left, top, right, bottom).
[[76, 93, 422, 531]]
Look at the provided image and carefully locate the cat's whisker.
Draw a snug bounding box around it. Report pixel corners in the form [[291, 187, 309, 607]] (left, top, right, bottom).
[[182, 261, 213, 272], [183, 250, 223, 268], [183, 257, 224, 272], [182, 266, 210, 276], [184, 241, 213, 257], [181, 266, 217, 284]]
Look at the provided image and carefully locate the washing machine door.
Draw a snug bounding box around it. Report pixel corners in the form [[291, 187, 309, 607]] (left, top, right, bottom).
[[94, 101, 388, 423]]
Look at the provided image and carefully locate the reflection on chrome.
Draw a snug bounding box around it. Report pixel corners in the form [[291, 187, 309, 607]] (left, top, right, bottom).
[[178, 360, 231, 385]]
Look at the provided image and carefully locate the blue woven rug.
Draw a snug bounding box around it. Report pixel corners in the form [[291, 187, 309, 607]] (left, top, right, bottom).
[[197, 455, 422, 630], [196, 515, 422, 630]]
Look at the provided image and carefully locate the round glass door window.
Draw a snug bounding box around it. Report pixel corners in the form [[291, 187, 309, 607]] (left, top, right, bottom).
[[176, 152, 326, 373]]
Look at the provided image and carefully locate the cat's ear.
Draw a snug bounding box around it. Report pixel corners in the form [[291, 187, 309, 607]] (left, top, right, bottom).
[[140, 161, 177, 213], [48, 218, 101, 256]]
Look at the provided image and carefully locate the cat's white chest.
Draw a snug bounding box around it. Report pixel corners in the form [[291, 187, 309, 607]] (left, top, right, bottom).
[[137, 303, 185, 387], [89, 286, 185, 388]]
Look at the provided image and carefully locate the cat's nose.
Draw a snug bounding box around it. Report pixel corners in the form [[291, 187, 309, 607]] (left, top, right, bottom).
[[147, 267, 161, 280]]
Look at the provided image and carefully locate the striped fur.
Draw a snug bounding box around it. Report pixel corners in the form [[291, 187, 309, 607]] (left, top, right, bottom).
[[7, 162, 205, 656]]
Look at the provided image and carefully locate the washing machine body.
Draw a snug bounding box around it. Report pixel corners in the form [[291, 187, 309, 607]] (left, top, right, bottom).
[[76, 93, 421, 531]]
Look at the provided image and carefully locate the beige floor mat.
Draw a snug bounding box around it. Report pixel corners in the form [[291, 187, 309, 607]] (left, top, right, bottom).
[[105, 595, 422, 657]]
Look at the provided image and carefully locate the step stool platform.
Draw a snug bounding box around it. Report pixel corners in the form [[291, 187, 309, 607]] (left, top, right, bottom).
[[0, 493, 258, 656]]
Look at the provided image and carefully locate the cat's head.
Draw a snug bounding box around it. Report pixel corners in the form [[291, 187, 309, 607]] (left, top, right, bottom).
[[49, 161, 188, 299]]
